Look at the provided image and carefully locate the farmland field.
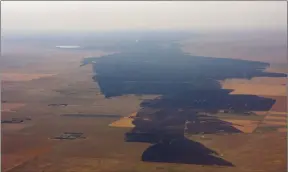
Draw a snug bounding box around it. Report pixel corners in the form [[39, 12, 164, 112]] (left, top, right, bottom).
[[1, 30, 287, 172]]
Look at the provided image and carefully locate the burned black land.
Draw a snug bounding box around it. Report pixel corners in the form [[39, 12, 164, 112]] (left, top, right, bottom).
[[83, 40, 286, 166], [84, 42, 285, 97], [142, 138, 234, 166]]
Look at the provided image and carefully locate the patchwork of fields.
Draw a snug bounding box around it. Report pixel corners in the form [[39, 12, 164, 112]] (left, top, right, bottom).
[[1, 39, 287, 172]]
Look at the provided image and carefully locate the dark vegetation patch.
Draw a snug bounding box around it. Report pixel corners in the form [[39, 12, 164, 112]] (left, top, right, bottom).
[[1, 119, 24, 124], [1, 117, 31, 124], [51, 132, 86, 140], [61, 114, 121, 118], [48, 104, 68, 107]]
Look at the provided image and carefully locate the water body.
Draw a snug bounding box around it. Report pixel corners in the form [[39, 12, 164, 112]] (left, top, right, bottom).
[[56, 45, 80, 49]]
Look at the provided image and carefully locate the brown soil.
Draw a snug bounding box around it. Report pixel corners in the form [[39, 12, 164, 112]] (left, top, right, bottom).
[[1, 73, 56, 82], [2, 145, 52, 172], [1, 103, 26, 112], [262, 121, 287, 126], [264, 96, 287, 112], [264, 115, 286, 121], [1, 124, 30, 132], [277, 128, 287, 132], [1, 133, 53, 172], [2, 42, 287, 172], [1, 154, 29, 172]]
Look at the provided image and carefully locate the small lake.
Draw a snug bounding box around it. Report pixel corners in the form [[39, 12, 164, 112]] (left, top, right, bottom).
[[55, 45, 80, 49]]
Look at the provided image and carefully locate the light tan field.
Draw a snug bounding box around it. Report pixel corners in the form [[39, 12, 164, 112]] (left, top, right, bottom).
[[221, 82, 286, 96], [221, 119, 260, 133], [255, 109, 287, 133], [1, 124, 30, 132], [262, 121, 287, 126], [220, 76, 287, 125], [109, 112, 137, 128], [264, 115, 286, 121], [220, 76, 287, 96], [1, 43, 115, 75], [264, 65, 288, 74], [221, 77, 286, 85], [1, 103, 26, 112], [1, 73, 56, 82], [268, 111, 287, 115]]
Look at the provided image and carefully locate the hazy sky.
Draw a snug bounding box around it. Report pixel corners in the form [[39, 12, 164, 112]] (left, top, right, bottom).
[[1, 1, 287, 34]]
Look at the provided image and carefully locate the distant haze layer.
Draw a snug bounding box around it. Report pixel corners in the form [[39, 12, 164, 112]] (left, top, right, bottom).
[[1, 1, 286, 34], [2, 30, 287, 65]]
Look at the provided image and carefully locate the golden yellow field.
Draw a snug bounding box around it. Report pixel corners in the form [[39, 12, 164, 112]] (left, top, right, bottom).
[[108, 112, 137, 128], [220, 77, 286, 96], [221, 83, 286, 96], [255, 109, 287, 133]]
